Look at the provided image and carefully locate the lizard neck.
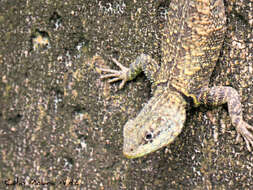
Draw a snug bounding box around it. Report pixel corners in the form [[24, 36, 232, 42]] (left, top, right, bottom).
[[153, 84, 187, 109], [151, 80, 168, 94], [168, 83, 200, 107]]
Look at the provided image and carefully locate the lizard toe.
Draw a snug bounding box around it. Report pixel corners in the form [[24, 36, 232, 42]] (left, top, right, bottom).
[[99, 68, 120, 74], [108, 77, 122, 83], [244, 138, 251, 152], [112, 58, 129, 71], [119, 79, 127, 89], [100, 73, 120, 79], [236, 121, 253, 152]]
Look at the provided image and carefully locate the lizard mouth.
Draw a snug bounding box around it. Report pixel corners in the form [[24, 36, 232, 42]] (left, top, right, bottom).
[[123, 151, 138, 159], [122, 137, 143, 159], [123, 147, 150, 159]]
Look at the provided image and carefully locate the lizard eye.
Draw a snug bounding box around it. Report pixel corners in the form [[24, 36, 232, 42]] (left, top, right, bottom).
[[145, 132, 153, 141]]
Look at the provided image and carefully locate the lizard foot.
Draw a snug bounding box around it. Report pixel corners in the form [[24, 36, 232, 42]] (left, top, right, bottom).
[[235, 121, 253, 152], [99, 58, 129, 89]]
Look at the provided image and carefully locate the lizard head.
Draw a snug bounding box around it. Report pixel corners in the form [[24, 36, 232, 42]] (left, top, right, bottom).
[[123, 90, 186, 159]]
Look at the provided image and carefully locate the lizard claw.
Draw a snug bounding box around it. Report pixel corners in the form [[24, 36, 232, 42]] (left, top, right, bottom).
[[235, 121, 253, 152], [99, 58, 129, 89]]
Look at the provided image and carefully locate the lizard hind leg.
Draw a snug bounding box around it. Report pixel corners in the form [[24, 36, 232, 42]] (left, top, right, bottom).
[[197, 86, 253, 151]]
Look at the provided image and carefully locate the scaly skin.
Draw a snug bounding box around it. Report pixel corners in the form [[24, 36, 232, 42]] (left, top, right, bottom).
[[99, 0, 253, 158]]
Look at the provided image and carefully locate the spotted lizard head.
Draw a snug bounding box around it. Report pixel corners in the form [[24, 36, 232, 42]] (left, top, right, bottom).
[[123, 89, 186, 158]]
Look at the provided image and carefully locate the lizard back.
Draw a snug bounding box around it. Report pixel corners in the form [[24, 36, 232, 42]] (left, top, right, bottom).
[[159, 0, 226, 100]]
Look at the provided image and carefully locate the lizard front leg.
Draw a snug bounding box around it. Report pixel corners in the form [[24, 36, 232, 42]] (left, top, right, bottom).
[[197, 86, 253, 151], [99, 54, 159, 89]]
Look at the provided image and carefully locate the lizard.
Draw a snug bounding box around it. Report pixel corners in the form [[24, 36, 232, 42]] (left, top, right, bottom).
[[98, 0, 253, 158]]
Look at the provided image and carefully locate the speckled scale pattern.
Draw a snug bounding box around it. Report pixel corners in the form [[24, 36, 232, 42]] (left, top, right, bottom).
[[160, 0, 226, 96], [99, 0, 253, 158]]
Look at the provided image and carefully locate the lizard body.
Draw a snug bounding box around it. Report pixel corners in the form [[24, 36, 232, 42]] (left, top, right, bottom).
[[99, 0, 253, 158]]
